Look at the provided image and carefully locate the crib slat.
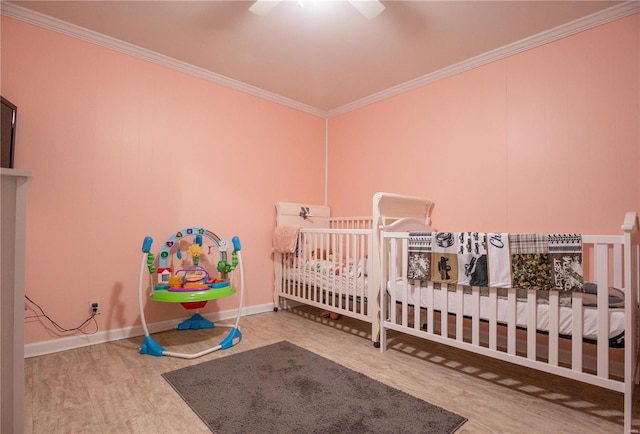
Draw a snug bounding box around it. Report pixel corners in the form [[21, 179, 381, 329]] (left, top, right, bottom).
[[281, 255, 288, 297], [314, 233, 320, 301], [548, 291, 559, 366], [351, 232, 359, 313], [401, 239, 409, 328], [352, 232, 357, 313], [348, 235, 353, 310], [306, 233, 313, 302], [336, 232, 342, 309], [571, 292, 583, 372], [380, 235, 391, 350], [312, 233, 319, 301], [613, 241, 623, 289], [441, 284, 449, 338], [343, 233, 349, 311], [360, 233, 366, 315], [389, 239, 398, 325], [401, 238, 409, 328], [323, 233, 329, 304], [331, 233, 338, 308], [303, 233, 310, 301], [489, 287, 497, 350], [527, 289, 537, 361], [290, 250, 295, 297], [347, 233, 353, 311], [295, 232, 304, 298], [303, 233, 311, 300], [471, 289, 480, 346], [456, 286, 464, 342], [596, 243, 610, 378], [402, 288, 409, 328], [290, 256, 296, 298], [360, 232, 367, 314], [414, 267, 422, 332], [325, 232, 331, 306], [507, 288, 516, 355], [427, 283, 434, 336]]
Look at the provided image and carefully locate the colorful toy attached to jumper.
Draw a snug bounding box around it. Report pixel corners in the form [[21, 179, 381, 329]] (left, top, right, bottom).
[[137, 227, 244, 359]]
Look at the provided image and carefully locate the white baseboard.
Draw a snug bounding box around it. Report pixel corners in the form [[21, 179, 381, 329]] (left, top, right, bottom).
[[24, 303, 274, 358]]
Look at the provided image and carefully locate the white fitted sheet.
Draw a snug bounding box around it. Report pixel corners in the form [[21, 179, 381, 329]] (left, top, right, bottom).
[[388, 280, 625, 341]]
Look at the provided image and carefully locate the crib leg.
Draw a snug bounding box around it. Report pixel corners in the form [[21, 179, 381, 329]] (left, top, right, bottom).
[[273, 292, 280, 312]]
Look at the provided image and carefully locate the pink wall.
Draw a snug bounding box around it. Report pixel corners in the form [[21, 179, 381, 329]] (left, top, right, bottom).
[[328, 14, 639, 235], [1, 17, 326, 345], [2, 13, 639, 347]]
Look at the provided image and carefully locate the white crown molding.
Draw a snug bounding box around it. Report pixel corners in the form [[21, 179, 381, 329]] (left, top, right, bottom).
[[2, 1, 638, 120], [327, 1, 640, 117], [0, 2, 327, 118]]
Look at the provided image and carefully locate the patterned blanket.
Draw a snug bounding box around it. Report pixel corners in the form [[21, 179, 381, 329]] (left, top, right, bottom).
[[408, 232, 584, 292]]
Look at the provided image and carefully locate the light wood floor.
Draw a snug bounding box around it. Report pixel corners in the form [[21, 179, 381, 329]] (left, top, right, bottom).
[[25, 306, 640, 433]]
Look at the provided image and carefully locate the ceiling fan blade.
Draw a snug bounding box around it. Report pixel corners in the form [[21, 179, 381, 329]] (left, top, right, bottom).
[[348, 0, 385, 20], [249, 0, 282, 16]]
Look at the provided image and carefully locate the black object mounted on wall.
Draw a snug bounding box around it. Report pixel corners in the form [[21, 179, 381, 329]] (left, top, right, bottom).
[[1, 96, 17, 168]]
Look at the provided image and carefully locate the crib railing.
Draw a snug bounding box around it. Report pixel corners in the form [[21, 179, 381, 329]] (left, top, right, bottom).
[[275, 227, 373, 321], [330, 216, 373, 230], [380, 214, 639, 433]]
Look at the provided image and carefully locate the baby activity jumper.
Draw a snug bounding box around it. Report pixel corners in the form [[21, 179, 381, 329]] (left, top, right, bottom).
[[138, 227, 244, 359]]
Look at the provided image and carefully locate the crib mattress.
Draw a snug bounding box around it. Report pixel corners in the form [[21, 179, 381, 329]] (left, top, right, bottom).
[[283, 268, 367, 295], [387, 281, 625, 341]]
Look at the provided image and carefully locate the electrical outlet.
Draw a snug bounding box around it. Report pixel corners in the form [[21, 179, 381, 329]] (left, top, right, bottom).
[[89, 301, 100, 315]]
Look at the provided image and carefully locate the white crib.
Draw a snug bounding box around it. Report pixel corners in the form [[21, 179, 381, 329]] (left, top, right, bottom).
[[273, 192, 434, 346], [380, 212, 640, 433]]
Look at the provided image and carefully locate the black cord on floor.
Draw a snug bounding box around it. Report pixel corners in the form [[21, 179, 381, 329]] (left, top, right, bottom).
[[24, 294, 99, 335]]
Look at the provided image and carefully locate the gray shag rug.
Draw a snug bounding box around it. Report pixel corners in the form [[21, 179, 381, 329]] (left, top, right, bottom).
[[162, 341, 467, 434]]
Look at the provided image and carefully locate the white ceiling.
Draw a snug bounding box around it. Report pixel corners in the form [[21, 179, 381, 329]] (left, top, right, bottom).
[[3, 1, 638, 116]]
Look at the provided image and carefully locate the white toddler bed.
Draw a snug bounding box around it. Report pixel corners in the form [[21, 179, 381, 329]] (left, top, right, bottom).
[[380, 212, 639, 433], [272, 192, 434, 346]]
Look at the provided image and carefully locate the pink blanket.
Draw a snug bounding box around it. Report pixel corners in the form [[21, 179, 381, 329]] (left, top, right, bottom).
[[272, 225, 301, 253]]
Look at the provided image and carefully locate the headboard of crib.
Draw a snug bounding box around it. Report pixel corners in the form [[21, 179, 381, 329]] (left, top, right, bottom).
[[373, 192, 434, 230], [370, 192, 435, 307], [383, 217, 435, 233], [275, 201, 330, 228]]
